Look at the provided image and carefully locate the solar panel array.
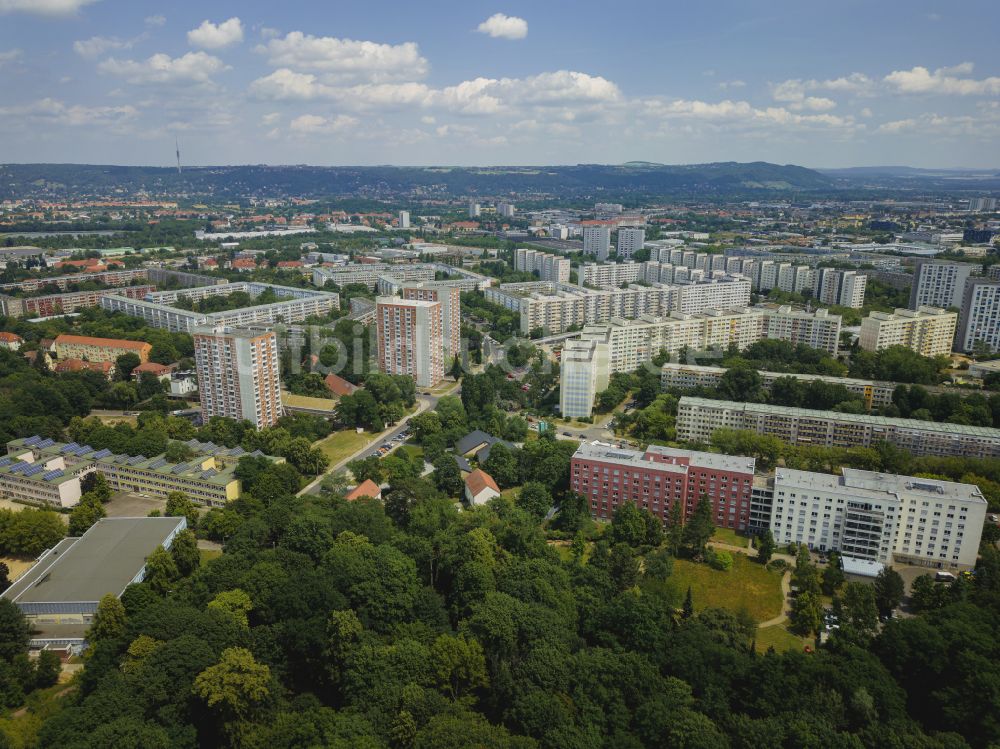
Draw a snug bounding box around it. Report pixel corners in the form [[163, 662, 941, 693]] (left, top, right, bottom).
[[149, 458, 168, 469], [127, 455, 146, 466], [23, 436, 41, 446], [8, 462, 28, 475], [92, 448, 112, 459], [171, 463, 189, 474], [36, 438, 54, 448], [24, 464, 45, 477], [0, 457, 11, 468], [42, 469, 63, 481]]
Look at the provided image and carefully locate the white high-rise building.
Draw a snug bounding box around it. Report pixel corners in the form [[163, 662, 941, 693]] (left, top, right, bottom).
[[193, 326, 282, 429], [398, 211, 410, 229], [469, 203, 481, 218], [859, 306, 957, 357], [583, 226, 612, 261], [909, 261, 975, 310], [766, 468, 986, 569], [498, 203, 516, 218], [957, 279, 1000, 353], [968, 197, 998, 212], [616, 228, 646, 260], [514, 248, 571, 283], [814, 268, 867, 308], [559, 339, 610, 418], [376, 296, 445, 387]]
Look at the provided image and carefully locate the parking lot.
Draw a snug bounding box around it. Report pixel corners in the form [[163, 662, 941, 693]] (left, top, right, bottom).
[[104, 492, 166, 518]]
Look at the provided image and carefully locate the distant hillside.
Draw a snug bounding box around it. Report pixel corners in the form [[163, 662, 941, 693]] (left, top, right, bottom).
[[0, 161, 834, 201]]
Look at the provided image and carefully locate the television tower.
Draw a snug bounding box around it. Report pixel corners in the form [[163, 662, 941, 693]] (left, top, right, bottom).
[[175, 137, 181, 174]]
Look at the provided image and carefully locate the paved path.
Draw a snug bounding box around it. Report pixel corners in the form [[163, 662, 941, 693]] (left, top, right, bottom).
[[757, 570, 793, 629], [297, 383, 459, 496]]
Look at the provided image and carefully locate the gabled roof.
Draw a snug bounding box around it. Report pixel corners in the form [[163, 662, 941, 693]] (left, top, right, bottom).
[[324, 372, 359, 397], [465, 469, 499, 496], [454, 430, 514, 463], [53, 334, 150, 351], [345, 479, 381, 501]]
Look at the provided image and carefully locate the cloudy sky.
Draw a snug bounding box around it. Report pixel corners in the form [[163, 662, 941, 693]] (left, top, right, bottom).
[[0, 0, 997, 168]]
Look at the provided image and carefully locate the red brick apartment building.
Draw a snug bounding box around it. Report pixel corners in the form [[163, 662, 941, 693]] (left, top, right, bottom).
[[570, 443, 756, 529]]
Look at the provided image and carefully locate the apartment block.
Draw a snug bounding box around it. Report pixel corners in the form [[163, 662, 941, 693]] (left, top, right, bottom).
[[676, 396, 1000, 458], [485, 276, 750, 335], [559, 338, 610, 418], [579, 262, 641, 289], [102, 282, 341, 333], [763, 468, 985, 570], [957, 279, 1000, 353], [313, 263, 436, 291], [0, 284, 156, 318], [376, 296, 444, 387], [53, 334, 151, 364], [859, 306, 957, 357], [616, 228, 646, 260], [570, 442, 756, 528], [660, 363, 896, 409], [0, 268, 150, 294], [583, 225, 612, 261], [909, 260, 975, 310], [813, 268, 867, 308], [194, 327, 282, 429], [514, 248, 571, 283], [401, 282, 461, 363]]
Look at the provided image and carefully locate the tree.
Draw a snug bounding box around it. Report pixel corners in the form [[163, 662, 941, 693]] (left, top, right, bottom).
[[348, 455, 385, 485], [448, 356, 464, 381], [170, 529, 201, 577], [0, 600, 28, 662], [80, 471, 112, 503], [841, 582, 879, 639], [910, 574, 948, 612], [756, 530, 775, 565], [682, 586, 694, 619], [482, 443, 519, 489], [68, 494, 106, 536], [609, 543, 640, 591], [515, 482, 550, 520], [193, 647, 271, 718], [115, 352, 141, 381], [432, 454, 464, 497], [164, 491, 199, 528], [208, 589, 253, 629], [86, 593, 126, 642], [873, 566, 905, 618], [682, 495, 714, 558], [610, 503, 647, 547], [430, 634, 489, 700], [717, 365, 764, 402], [34, 649, 61, 689], [665, 501, 683, 556], [790, 591, 823, 636], [822, 552, 845, 595], [164, 441, 194, 464], [144, 546, 179, 595]]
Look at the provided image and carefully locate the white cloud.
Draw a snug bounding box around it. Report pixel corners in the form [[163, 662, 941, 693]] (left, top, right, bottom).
[[289, 113, 359, 135], [878, 111, 1000, 136], [0, 49, 21, 67], [256, 31, 428, 82], [260, 112, 281, 126], [640, 97, 857, 132], [73, 36, 136, 59], [250, 69, 333, 100], [718, 80, 746, 90], [476, 13, 528, 40], [187, 18, 244, 49], [0, 97, 137, 127], [771, 73, 874, 107], [98, 51, 228, 85], [884, 63, 1000, 95], [0, 0, 98, 15], [144, 14, 165, 27]]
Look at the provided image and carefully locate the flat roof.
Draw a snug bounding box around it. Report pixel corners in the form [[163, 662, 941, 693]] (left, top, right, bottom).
[[3, 517, 184, 606], [573, 441, 755, 474], [678, 396, 1000, 439]]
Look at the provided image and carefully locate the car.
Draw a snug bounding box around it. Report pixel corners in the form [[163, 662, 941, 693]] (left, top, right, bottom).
[[562, 431, 572, 436]]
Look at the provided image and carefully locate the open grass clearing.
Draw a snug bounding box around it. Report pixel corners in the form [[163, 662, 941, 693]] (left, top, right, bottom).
[[667, 553, 784, 624], [755, 624, 811, 654], [315, 429, 374, 466], [710, 527, 749, 548]]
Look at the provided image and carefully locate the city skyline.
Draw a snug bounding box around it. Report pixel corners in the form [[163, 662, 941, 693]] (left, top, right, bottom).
[[0, 0, 997, 168]]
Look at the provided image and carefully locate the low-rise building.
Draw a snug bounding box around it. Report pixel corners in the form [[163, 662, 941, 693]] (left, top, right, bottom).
[[53, 334, 151, 364], [465, 469, 501, 505], [2, 517, 187, 649]]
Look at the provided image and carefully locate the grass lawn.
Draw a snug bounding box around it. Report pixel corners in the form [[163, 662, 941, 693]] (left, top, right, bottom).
[[400, 444, 424, 462], [281, 391, 336, 412], [199, 549, 222, 566], [315, 430, 374, 466], [668, 553, 784, 624], [711, 527, 749, 548], [756, 624, 811, 654]]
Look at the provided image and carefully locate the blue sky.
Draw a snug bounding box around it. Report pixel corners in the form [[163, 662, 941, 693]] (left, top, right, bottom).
[[0, 0, 997, 168]]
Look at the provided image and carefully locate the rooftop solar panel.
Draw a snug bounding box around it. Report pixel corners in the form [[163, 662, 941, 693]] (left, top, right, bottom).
[[92, 448, 112, 459], [78, 445, 94, 455], [23, 436, 41, 446], [36, 438, 54, 448], [9, 462, 28, 474], [0, 457, 11, 467], [62, 442, 80, 451], [171, 463, 189, 474], [127, 455, 146, 466], [42, 469, 64, 481], [24, 464, 45, 476], [200, 469, 217, 479]]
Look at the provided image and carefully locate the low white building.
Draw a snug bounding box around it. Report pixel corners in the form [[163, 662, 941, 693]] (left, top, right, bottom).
[[465, 469, 501, 505]]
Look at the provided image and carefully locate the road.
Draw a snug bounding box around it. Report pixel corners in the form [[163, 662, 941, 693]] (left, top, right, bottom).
[[298, 382, 460, 495]]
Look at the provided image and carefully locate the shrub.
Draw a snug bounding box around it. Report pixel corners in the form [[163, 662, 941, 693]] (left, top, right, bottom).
[[708, 550, 734, 571]]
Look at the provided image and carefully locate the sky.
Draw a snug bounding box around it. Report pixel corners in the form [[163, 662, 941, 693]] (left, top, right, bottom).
[[0, 0, 998, 169]]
